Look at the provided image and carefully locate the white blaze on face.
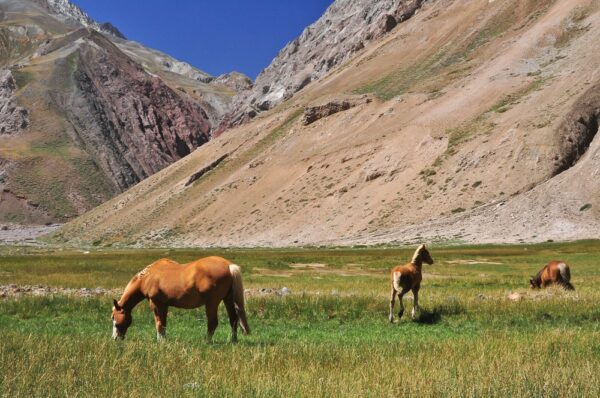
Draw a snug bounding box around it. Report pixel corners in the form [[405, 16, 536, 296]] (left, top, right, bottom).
[[112, 318, 119, 339]]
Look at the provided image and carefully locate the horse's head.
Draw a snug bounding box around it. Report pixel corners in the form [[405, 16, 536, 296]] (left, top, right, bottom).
[[529, 278, 541, 289], [414, 244, 434, 265], [111, 299, 132, 340]]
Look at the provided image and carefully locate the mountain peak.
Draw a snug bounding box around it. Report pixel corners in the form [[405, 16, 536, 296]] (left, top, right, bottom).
[[33, 0, 126, 39]]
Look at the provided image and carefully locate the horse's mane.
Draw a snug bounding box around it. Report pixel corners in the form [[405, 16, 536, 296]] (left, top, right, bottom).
[[136, 258, 177, 279], [411, 245, 425, 264], [136, 263, 154, 279]]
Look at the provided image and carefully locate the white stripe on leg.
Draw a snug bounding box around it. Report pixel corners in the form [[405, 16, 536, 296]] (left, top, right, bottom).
[[157, 326, 166, 342]]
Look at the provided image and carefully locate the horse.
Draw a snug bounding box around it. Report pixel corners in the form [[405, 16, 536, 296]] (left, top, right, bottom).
[[388, 244, 434, 322], [530, 260, 574, 290], [111, 256, 250, 342]]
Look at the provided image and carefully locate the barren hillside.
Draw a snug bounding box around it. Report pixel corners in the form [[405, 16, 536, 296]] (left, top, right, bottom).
[[54, 0, 600, 247]]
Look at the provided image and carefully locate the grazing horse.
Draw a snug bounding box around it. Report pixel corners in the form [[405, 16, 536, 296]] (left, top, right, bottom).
[[111, 256, 250, 342], [389, 244, 434, 322], [530, 261, 574, 290]]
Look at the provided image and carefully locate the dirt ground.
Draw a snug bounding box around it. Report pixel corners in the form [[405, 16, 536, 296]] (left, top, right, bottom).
[[0, 224, 60, 244]]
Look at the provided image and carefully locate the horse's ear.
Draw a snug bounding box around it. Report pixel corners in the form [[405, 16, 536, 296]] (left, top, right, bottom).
[[113, 299, 121, 310]]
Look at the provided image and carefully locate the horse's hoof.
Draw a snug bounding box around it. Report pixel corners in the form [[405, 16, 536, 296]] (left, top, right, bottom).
[[388, 314, 394, 323], [398, 311, 404, 319]]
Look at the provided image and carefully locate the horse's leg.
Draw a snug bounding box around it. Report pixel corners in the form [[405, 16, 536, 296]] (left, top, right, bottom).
[[223, 294, 239, 343], [149, 300, 168, 342], [204, 301, 219, 344], [411, 285, 420, 320], [389, 286, 396, 323], [398, 287, 410, 319]]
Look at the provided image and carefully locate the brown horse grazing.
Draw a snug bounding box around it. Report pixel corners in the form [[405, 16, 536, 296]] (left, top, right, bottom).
[[389, 244, 434, 322], [530, 261, 574, 290], [111, 256, 250, 342]]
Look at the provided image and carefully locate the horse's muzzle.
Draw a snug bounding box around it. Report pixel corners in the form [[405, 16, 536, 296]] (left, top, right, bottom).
[[112, 326, 124, 340]]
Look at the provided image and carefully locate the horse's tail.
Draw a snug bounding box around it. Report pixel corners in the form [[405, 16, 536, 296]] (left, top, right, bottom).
[[229, 264, 250, 334], [558, 262, 575, 290], [392, 271, 402, 292]]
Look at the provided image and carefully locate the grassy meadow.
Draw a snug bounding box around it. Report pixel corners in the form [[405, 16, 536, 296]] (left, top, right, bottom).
[[1, 241, 600, 396]]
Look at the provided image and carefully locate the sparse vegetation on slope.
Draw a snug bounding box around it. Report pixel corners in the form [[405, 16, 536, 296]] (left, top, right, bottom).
[[354, 0, 556, 100]]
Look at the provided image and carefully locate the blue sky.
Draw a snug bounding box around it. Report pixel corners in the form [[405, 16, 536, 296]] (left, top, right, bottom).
[[72, 0, 333, 79]]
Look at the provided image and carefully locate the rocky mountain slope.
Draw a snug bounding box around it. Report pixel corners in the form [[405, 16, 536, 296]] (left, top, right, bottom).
[[0, 0, 250, 223], [53, 0, 600, 247], [30, 0, 125, 38], [220, 0, 423, 130]]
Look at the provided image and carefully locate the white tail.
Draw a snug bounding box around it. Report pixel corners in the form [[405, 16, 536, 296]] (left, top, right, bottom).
[[229, 264, 250, 334], [557, 262, 574, 290], [558, 263, 570, 282], [392, 271, 402, 292]]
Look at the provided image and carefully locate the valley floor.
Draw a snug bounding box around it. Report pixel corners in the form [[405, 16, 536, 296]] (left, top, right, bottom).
[[1, 242, 599, 396], [0, 224, 60, 244]]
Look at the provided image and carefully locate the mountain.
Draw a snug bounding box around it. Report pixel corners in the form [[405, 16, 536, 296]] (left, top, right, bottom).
[[219, 0, 423, 130], [30, 0, 126, 39], [54, 0, 600, 247], [0, 0, 250, 223]]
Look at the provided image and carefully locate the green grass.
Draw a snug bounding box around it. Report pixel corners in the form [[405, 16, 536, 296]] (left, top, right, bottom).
[[488, 76, 548, 114], [8, 136, 115, 222], [11, 69, 34, 90], [1, 241, 600, 396]]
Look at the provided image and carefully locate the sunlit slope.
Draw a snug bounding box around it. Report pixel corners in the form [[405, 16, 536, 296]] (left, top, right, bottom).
[[54, 0, 600, 246]]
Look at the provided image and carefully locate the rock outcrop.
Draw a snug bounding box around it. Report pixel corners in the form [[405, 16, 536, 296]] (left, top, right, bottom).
[[0, 69, 28, 134], [62, 31, 212, 190], [553, 82, 600, 176], [302, 97, 370, 125], [215, 72, 253, 92]]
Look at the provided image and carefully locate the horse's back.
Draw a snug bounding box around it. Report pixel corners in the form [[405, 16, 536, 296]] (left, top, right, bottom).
[[149, 256, 231, 280], [190, 256, 232, 277], [142, 256, 234, 307], [181, 257, 234, 305], [546, 260, 570, 281], [182, 255, 229, 283], [390, 262, 420, 289]]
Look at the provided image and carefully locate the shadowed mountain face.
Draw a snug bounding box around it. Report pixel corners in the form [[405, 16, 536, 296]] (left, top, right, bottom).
[[65, 31, 212, 190], [0, 0, 250, 223], [54, 0, 600, 247]]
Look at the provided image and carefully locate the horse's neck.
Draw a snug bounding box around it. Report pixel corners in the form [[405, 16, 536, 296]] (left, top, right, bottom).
[[119, 279, 145, 311], [411, 257, 423, 268], [533, 269, 544, 284]]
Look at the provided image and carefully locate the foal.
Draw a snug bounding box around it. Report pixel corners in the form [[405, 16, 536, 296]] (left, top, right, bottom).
[[389, 244, 434, 322], [530, 260, 574, 290]]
